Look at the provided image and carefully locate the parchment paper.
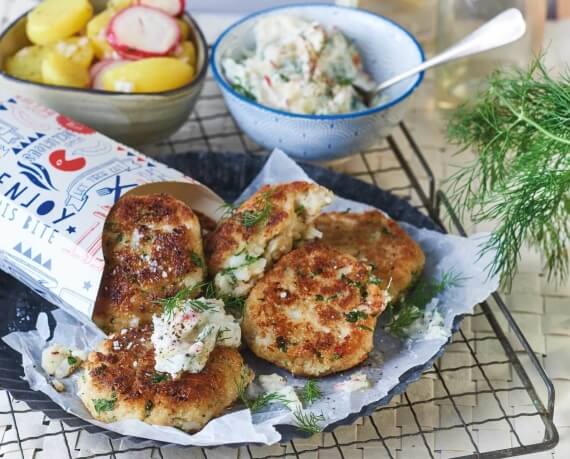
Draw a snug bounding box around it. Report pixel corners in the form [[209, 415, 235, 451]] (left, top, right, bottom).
[[3, 150, 499, 446]]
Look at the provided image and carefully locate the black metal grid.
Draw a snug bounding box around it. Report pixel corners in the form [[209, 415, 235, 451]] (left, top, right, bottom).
[[0, 76, 558, 459]]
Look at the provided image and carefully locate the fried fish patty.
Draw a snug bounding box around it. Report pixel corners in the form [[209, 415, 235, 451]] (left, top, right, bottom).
[[206, 182, 333, 298], [315, 211, 425, 302], [242, 243, 387, 376], [93, 194, 206, 333], [78, 325, 252, 432]]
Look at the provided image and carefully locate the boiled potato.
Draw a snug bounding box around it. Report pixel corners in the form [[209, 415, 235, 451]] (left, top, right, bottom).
[[5, 45, 47, 83], [86, 9, 115, 60], [51, 37, 94, 68], [42, 52, 90, 88], [27, 0, 93, 45], [101, 58, 194, 93], [177, 18, 190, 41], [174, 41, 196, 67]]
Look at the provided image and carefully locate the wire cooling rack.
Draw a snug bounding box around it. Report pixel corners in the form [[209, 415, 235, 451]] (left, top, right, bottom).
[[0, 76, 559, 459]]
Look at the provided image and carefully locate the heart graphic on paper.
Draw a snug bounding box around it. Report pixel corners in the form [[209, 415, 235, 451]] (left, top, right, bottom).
[[49, 149, 86, 172]]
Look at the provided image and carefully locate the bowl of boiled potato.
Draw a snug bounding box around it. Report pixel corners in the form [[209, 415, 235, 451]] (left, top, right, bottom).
[[0, 0, 207, 145]]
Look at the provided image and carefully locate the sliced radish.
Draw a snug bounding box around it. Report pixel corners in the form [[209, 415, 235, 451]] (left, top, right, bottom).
[[90, 59, 127, 90], [137, 0, 184, 16], [106, 6, 180, 59]]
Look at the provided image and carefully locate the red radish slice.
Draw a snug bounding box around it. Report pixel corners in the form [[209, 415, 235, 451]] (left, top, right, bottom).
[[106, 6, 180, 59], [90, 60, 127, 90], [137, 0, 184, 16]]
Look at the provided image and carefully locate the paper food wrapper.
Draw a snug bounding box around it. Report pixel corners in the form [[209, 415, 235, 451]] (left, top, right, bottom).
[[1, 98, 500, 446], [0, 95, 222, 324]]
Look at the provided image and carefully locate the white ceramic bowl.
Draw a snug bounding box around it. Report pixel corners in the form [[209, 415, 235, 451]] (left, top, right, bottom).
[[211, 4, 425, 161], [0, 0, 208, 146]]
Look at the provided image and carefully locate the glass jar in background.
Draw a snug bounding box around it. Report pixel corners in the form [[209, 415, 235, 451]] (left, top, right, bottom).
[[435, 0, 546, 109], [342, 0, 438, 52]]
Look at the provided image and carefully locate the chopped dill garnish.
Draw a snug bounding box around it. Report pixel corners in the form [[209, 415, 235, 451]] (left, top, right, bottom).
[[155, 283, 214, 318], [242, 192, 272, 228], [216, 327, 232, 342], [235, 369, 290, 412], [231, 83, 257, 101], [344, 309, 368, 323], [295, 204, 306, 217], [218, 202, 237, 220], [299, 380, 322, 405], [93, 394, 117, 413], [385, 271, 465, 338], [293, 409, 325, 434], [151, 372, 169, 384], [358, 324, 374, 332], [446, 57, 570, 289], [190, 251, 204, 269], [223, 296, 246, 318], [67, 355, 77, 366]]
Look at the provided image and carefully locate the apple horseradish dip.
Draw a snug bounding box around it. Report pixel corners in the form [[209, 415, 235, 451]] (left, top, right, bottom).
[[222, 15, 375, 115], [151, 297, 241, 377]]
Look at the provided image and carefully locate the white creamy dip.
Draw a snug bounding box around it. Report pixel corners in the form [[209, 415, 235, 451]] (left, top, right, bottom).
[[151, 297, 241, 377], [259, 373, 303, 411], [222, 15, 375, 115]]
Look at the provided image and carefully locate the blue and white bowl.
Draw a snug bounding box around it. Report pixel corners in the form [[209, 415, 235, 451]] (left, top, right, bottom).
[[211, 3, 425, 161]]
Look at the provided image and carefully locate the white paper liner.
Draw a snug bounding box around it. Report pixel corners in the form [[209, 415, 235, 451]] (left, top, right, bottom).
[[2, 150, 499, 446]]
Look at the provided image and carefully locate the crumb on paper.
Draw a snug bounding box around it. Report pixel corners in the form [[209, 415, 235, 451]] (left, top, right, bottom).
[[41, 343, 84, 379], [333, 372, 371, 393], [51, 379, 65, 392]]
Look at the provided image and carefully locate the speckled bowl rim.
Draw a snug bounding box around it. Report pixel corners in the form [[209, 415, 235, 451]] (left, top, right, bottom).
[[210, 3, 426, 121], [0, 8, 209, 97]]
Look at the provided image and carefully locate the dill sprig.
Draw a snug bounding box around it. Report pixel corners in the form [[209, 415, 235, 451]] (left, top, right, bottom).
[[155, 283, 214, 318], [292, 409, 325, 434], [385, 271, 464, 338], [446, 57, 570, 289], [235, 370, 290, 412], [299, 380, 322, 405], [241, 192, 272, 228]]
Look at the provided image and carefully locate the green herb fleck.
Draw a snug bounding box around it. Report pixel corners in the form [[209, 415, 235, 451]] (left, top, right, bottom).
[[93, 394, 117, 413], [151, 372, 169, 384], [231, 83, 257, 101], [155, 283, 214, 318], [67, 355, 78, 366], [344, 309, 368, 323], [295, 204, 306, 217], [190, 251, 204, 269], [358, 324, 374, 332], [315, 294, 324, 301], [299, 380, 322, 405]]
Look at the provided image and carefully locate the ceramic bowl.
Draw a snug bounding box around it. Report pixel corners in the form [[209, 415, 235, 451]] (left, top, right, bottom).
[[211, 4, 425, 161], [0, 0, 208, 146]]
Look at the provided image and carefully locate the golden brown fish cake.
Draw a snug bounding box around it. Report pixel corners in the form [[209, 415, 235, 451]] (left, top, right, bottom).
[[78, 324, 252, 432], [206, 182, 333, 298], [242, 243, 387, 376], [315, 211, 425, 302], [93, 193, 205, 333]]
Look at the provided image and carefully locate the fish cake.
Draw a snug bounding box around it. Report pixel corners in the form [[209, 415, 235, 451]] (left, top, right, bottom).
[[315, 211, 425, 302], [93, 193, 205, 333], [78, 325, 252, 431], [242, 243, 387, 376], [206, 182, 333, 298]]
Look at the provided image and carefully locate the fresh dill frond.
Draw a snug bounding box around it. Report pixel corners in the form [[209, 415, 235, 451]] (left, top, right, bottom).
[[241, 192, 272, 228], [385, 271, 465, 338], [231, 83, 257, 101], [293, 409, 325, 434], [446, 57, 570, 289], [299, 380, 322, 405], [190, 251, 204, 269], [235, 369, 289, 412], [155, 283, 213, 318], [223, 296, 246, 318], [218, 202, 237, 220]]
